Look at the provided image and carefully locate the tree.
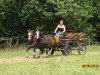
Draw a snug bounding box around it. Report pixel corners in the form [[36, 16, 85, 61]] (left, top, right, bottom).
[[0, 0, 99, 42]]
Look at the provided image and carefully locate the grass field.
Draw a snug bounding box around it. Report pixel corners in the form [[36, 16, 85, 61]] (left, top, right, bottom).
[[0, 45, 100, 75]]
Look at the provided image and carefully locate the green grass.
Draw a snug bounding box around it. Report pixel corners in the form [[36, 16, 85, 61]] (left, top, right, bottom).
[[0, 45, 100, 75]]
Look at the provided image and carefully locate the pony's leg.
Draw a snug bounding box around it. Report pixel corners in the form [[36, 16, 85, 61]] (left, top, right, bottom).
[[47, 48, 53, 57], [47, 47, 55, 57], [46, 45, 53, 57], [45, 48, 49, 57], [39, 48, 44, 58], [33, 47, 36, 58], [46, 48, 48, 55], [26, 46, 31, 58]]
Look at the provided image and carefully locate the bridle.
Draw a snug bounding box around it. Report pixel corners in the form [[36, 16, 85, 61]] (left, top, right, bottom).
[[28, 31, 34, 40]]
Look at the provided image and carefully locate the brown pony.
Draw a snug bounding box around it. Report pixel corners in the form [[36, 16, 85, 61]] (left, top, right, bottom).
[[27, 29, 55, 58], [27, 30, 37, 58]]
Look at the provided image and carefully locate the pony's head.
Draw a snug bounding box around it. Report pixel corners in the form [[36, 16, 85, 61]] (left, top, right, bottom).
[[27, 30, 34, 41]]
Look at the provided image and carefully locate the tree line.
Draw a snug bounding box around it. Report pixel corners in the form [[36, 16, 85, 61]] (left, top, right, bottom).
[[0, 0, 100, 41]]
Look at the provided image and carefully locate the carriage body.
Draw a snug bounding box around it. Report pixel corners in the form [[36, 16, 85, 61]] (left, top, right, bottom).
[[54, 30, 86, 55], [55, 30, 85, 46]]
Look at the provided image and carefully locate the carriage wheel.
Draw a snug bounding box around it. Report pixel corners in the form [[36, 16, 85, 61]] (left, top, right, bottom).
[[62, 45, 71, 55], [77, 43, 86, 54]]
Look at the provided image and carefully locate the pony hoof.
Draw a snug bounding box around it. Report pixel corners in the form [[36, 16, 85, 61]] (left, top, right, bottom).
[[26, 56, 28, 58]]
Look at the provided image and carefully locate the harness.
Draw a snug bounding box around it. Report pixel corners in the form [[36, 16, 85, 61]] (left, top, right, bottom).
[[37, 31, 55, 47]]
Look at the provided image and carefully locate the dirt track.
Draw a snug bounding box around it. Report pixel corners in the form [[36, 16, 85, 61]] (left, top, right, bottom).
[[0, 56, 59, 64], [0, 57, 27, 64]]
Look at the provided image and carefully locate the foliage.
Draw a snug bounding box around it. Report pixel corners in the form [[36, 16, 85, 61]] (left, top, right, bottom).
[[0, 0, 100, 41]]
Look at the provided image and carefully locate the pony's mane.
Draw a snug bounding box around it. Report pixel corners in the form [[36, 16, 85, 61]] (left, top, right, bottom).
[[40, 31, 45, 37]]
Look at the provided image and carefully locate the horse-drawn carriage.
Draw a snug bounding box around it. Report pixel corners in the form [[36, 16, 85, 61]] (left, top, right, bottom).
[[27, 29, 86, 58], [53, 30, 86, 55]]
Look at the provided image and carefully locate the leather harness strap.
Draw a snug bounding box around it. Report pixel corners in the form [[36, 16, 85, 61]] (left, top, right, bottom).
[[42, 34, 55, 46]]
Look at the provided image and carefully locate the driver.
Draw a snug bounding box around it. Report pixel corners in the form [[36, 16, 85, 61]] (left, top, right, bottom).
[[54, 20, 66, 38]]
